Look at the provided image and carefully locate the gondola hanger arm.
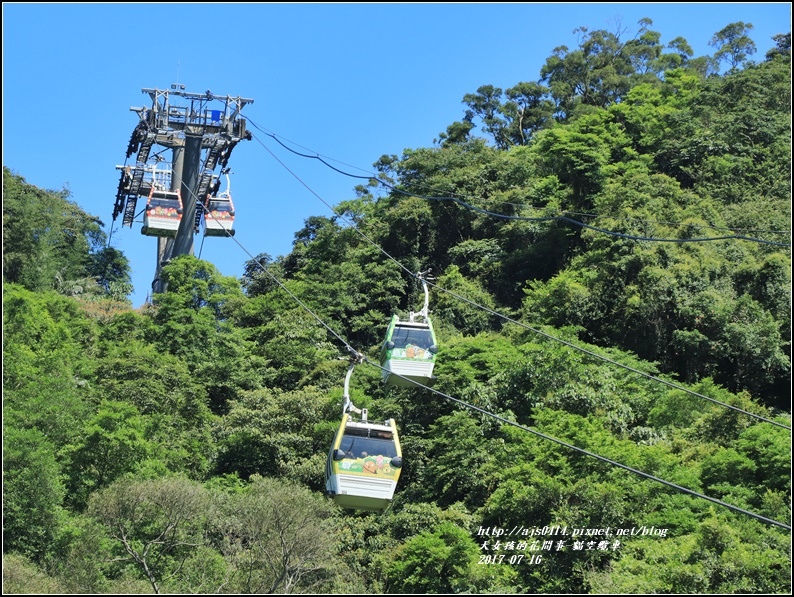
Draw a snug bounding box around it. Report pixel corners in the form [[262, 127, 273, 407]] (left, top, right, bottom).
[[410, 269, 433, 323], [341, 351, 367, 421]]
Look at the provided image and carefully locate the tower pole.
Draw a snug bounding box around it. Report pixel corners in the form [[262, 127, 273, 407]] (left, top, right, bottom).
[[172, 130, 203, 258], [114, 85, 254, 298], [153, 145, 186, 294]]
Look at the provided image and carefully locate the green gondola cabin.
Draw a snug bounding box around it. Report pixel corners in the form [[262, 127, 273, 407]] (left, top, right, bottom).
[[379, 314, 438, 387], [325, 413, 403, 512]]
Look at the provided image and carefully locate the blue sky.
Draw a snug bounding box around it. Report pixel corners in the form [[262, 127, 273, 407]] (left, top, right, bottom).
[[3, 2, 791, 307]]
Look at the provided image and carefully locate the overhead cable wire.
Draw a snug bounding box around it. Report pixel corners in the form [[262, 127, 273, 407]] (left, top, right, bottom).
[[250, 121, 791, 248], [259, 122, 790, 239], [251, 130, 791, 431], [362, 357, 792, 532], [194, 185, 792, 533], [530, 210, 790, 236], [247, 123, 377, 179], [180, 183, 360, 359], [197, 229, 207, 260], [420, 277, 791, 430]]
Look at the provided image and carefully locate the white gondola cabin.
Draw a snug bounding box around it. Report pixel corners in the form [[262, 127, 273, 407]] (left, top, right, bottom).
[[325, 412, 403, 512], [141, 187, 183, 237], [380, 271, 438, 387], [203, 193, 236, 237], [380, 315, 438, 387]]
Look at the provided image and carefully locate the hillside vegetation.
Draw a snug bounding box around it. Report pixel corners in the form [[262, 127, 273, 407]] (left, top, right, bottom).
[[3, 20, 791, 594]]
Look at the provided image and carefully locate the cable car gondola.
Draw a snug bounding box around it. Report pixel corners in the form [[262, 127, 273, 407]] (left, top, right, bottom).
[[380, 271, 438, 387], [141, 185, 183, 237], [326, 359, 403, 512], [203, 172, 236, 237]]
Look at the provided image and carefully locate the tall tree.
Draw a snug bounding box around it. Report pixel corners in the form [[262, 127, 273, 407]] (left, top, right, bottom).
[[710, 22, 756, 69], [2, 168, 128, 297], [765, 32, 791, 61], [502, 81, 556, 145], [540, 23, 637, 119], [3, 428, 66, 561], [462, 85, 510, 149], [218, 476, 343, 594], [88, 476, 212, 594]]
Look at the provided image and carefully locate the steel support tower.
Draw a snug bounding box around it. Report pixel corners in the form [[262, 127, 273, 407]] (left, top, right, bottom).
[[113, 85, 253, 294]]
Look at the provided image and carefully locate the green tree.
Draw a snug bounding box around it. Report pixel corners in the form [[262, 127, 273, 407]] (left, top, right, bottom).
[[3, 168, 119, 295], [63, 400, 158, 510], [438, 114, 476, 147], [48, 513, 115, 593], [218, 476, 343, 594], [735, 422, 792, 495], [3, 285, 97, 452], [88, 476, 213, 594], [86, 246, 132, 297], [384, 521, 515, 593], [240, 251, 281, 296], [462, 85, 510, 149], [147, 255, 264, 412], [214, 386, 331, 486], [433, 264, 498, 336], [93, 340, 215, 475], [418, 411, 499, 509], [539, 23, 637, 120], [587, 517, 790, 593], [502, 81, 555, 145], [3, 427, 66, 560], [765, 32, 791, 61], [710, 22, 756, 69], [2, 554, 66, 594]]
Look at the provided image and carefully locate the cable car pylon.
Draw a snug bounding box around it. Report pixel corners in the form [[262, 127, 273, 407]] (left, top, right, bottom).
[[112, 85, 253, 293]]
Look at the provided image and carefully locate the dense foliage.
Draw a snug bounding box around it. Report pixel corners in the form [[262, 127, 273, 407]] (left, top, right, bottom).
[[3, 18, 791, 594]]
